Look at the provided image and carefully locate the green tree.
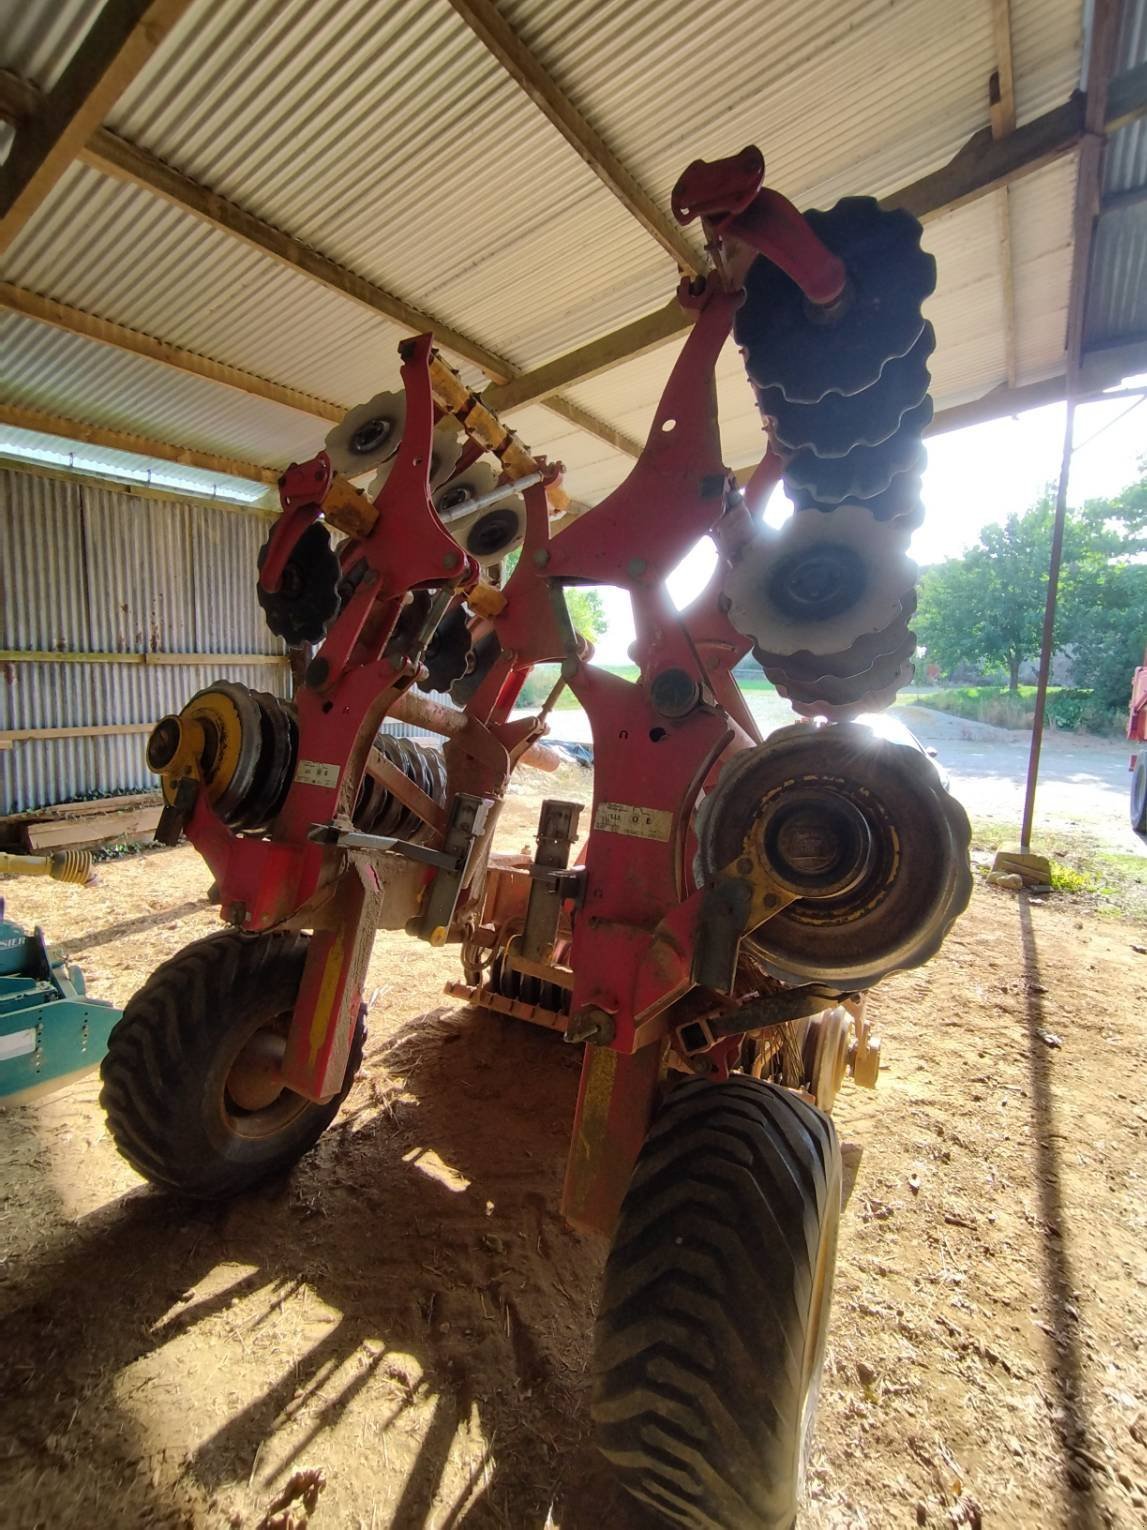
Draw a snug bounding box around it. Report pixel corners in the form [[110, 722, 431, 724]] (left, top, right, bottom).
[[564, 586, 607, 644], [1059, 475, 1147, 707], [916, 499, 1057, 692], [916, 465, 1147, 700]]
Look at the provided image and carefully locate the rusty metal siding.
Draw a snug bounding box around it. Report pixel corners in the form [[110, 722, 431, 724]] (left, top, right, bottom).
[[0, 466, 286, 812]]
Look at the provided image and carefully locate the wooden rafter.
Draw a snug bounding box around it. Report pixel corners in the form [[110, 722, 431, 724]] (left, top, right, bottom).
[[0, 79, 635, 461], [445, 0, 699, 273], [988, 0, 1017, 139], [0, 283, 343, 422], [0, 403, 281, 485], [989, 0, 1018, 388], [0, 0, 194, 256], [485, 75, 1147, 414]]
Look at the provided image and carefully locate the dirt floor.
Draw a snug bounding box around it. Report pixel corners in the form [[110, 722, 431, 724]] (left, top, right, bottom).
[[3, 769, 1147, 1529]]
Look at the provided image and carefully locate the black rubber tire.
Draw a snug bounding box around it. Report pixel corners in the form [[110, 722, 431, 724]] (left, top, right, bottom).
[[592, 1077, 842, 1530], [1132, 755, 1147, 834], [100, 931, 364, 1198]]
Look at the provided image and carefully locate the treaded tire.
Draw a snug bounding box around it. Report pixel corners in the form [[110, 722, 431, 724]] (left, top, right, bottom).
[[592, 1077, 841, 1530], [100, 930, 364, 1198], [1131, 755, 1147, 834]]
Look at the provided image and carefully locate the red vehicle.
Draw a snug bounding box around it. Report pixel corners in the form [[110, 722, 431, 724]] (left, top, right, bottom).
[[100, 147, 970, 1527], [1130, 646, 1147, 833]]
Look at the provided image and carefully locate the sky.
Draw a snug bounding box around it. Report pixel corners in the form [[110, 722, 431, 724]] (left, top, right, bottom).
[[591, 386, 1147, 664]]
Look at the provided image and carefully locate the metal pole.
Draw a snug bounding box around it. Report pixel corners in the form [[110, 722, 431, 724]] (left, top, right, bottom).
[[1019, 398, 1076, 850]]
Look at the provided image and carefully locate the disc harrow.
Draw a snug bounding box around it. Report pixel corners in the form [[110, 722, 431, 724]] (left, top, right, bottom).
[[724, 189, 937, 715], [126, 142, 972, 1530]]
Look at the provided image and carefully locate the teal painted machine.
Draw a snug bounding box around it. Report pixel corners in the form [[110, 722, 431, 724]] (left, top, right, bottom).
[[0, 899, 120, 1106]]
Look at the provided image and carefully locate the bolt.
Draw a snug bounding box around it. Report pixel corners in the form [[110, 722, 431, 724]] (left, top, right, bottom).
[[564, 1005, 616, 1046], [532, 548, 551, 567], [650, 666, 700, 720], [627, 556, 647, 578], [737, 856, 753, 876]]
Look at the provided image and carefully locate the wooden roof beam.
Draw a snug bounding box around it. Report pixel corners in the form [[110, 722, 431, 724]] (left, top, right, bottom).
[[0, 79, 636, 461], [0, 0, 194, 256], [989, 1, 1018, 388], [988, 0, 1017, 139], [485, 72, 1147, 414], [0, 282, 344, 422], [445, 0, 699, 274], [0, 402, 281, 486]]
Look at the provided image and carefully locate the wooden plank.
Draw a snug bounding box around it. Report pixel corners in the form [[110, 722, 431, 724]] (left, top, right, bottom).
[[1, 791, 159, 825], [0, 69, 42, 122], [0, 650, 286, 668], [0, 0, 195, 254], [541, 396, 642, 458], [1, 283, 343, 422], [0, 403, 281, 485], [485, 299, 689, 413], [884, 96, 1086, 222], [446, 0, 698, 273], [84, 125, 516, 385], [998, 187, 1018, 388], [0, 724, 152, 745], [989, 0, 1017, 140], [84, 126, 634, 456], [988, 3, 1018, 387], [479, 80, 1147, 413], [25, 805, 161, 850]]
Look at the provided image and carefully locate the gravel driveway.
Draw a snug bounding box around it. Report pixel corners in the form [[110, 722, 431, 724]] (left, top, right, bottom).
[[542, 692, 1145, 858]]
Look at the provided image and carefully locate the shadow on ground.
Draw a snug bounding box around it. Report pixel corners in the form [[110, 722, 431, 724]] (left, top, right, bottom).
[[0, 1003, 657, 1528]]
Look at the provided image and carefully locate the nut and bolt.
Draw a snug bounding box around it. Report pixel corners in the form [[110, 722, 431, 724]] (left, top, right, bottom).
[[563, 1005, 616, 1046]]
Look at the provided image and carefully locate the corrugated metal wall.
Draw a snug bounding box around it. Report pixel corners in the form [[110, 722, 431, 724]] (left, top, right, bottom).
[[0, 465, 287, 811]]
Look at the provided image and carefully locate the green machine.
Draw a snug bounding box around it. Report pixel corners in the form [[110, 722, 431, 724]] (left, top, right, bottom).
[[0, 870, 121, 1106]]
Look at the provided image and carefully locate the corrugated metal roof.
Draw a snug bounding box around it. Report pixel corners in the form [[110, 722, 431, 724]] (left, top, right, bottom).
[[1083, 0, 1147, 352], [108, 0, 674, 374], [498, 0, 1080, 212], [0, 0, 1095, 506], [0, 310, 328, 465], [0, 0, 104, 88], [0, 162, 425, 405], [556, 156, 1078, 460]]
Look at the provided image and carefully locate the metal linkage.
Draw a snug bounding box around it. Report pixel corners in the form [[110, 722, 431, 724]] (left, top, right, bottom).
[[143, 140, 967, 1236]]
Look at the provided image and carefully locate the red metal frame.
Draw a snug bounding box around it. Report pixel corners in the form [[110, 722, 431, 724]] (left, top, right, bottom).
[[1129, 646, 1147, 771], [173, 153, 846, 1229]]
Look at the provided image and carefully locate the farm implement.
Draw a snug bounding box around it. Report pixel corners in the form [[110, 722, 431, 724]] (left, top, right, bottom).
[[103, 145, 971, 1527]]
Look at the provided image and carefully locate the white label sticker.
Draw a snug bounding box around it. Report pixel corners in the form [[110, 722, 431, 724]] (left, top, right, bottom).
[[0, 1028, 37, 1062], [593, 802, 674, 841], [295, 759, 341, 788]]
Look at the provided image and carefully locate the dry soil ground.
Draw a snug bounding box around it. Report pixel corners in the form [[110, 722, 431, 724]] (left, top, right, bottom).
[[2, 768, 1147, 1530]]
